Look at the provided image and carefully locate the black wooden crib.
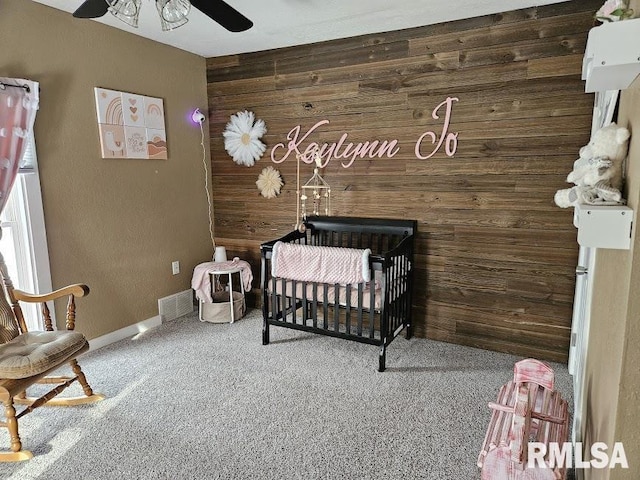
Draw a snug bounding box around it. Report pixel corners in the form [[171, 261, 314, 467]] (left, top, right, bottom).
[[260, 216, 417, 371]]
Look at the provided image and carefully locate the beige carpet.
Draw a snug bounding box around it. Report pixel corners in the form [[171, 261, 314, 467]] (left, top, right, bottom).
[[0, 309, 573, 479]]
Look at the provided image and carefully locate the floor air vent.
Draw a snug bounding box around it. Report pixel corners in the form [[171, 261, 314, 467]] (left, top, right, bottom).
[[158, 290, 194, 322]]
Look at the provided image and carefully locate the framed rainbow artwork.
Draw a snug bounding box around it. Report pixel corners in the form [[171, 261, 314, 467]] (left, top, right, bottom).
[[94, 87, 167, 159]]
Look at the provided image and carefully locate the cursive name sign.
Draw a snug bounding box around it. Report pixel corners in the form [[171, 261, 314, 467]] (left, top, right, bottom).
[[270, 97, 459, 168]]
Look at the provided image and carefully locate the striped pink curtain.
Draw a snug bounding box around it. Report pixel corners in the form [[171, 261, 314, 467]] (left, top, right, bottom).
[[0, 78, 39, 215]]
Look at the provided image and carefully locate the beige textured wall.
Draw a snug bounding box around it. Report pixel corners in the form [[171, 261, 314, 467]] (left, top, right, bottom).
[[0, 1, 212, 339], [583, 0, 640, 476], [613, 83, 640, 475]]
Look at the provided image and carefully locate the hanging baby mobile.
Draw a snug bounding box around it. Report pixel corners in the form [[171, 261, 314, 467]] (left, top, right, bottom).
[[295, 147, 331, 231], [256, 166, 283, 199], [223, 110, 267, 167]]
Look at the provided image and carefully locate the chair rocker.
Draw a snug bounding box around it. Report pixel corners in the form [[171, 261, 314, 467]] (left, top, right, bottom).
[[0, 254, 104, 462]]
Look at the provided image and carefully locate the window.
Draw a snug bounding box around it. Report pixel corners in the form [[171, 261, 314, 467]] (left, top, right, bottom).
[[0, 133, 53, 330]]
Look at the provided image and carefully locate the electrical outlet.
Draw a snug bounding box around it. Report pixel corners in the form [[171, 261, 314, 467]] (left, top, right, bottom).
[[171, 261, 180, 275]]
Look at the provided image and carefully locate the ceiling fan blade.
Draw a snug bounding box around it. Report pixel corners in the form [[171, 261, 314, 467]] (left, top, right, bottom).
[[73, 0, 110, 18], [191, 0, 253, 32]]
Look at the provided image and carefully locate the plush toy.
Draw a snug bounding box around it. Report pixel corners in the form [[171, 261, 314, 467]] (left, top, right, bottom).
[[566, 122, 630, 190], [554, 122, 631, 208]]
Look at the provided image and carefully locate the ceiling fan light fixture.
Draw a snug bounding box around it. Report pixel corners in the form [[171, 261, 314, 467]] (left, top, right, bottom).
[[161, 0, 191, 21], [157, 0, 191, 31], [106, 0, 141, 28], [73, 0, 253, 33]]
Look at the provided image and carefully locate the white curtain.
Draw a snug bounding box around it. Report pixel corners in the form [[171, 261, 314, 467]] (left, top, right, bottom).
[[0, 77, 39, 216]]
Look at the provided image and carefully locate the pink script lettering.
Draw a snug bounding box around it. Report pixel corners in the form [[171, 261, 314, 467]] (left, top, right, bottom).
[[414, 97, 459, 159], [271, 120, 400, 168], [270, 96, 459, 166]]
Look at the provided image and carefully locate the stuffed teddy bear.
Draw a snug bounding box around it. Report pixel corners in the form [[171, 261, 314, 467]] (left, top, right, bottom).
[[566, 122, 630, 190], [554, 122, 631, 208]]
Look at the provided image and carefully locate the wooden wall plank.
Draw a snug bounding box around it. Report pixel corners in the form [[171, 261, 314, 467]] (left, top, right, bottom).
[[205, 0, 601, 362], [275, 52, 461, 90], [527, 54, 585, 78], [408, 11, 594, 56]]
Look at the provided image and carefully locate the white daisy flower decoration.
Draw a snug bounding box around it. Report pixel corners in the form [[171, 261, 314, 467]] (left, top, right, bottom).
[[256, 166, 284, 199], [223, 110, 267, 167]]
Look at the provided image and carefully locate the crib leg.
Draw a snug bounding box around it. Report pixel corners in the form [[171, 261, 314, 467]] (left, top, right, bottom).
[[262, 320, 270, 345], [405, 321, 413, 340], [378, 344, 386, 372]]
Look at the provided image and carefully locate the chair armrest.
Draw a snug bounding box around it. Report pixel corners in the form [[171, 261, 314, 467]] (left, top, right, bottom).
[[13, 284, 90, 303], [13, 284, 90, 332]]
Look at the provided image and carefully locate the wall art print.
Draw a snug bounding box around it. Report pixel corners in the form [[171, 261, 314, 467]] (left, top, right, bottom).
[[94, 87, 167, 159]]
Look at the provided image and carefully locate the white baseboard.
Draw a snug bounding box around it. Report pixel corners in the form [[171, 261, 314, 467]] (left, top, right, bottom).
[[88, 315, 162, 351]]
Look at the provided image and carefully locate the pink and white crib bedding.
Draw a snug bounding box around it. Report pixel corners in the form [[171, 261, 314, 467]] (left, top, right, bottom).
[[271, 241, 371, 285]]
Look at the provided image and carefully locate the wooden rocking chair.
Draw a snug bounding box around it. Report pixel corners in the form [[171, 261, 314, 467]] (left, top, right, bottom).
[[0, 250, 104, 461]]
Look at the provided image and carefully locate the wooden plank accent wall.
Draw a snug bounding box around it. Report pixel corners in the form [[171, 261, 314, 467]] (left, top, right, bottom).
[[205, 0, 601, 363]]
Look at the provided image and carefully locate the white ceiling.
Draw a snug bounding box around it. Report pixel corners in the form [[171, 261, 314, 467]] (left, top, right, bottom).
[[33, 0, 570, 58]]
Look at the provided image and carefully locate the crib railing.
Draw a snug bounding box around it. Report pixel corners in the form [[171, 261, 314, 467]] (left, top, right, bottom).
[[266, 275, 383, 342]]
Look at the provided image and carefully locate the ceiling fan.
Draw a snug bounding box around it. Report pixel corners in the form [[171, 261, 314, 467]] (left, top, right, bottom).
[[73, 0, 253, 32]]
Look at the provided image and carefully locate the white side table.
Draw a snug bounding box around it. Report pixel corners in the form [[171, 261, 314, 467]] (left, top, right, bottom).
[[198, 265, 245, 323]]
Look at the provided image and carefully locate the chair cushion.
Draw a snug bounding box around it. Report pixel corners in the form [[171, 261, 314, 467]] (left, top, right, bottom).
[[0, 299, 20, 344], [0, 331, 88, 379]]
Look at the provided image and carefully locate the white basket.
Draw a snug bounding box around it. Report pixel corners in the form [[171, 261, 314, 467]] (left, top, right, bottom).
[[200, 291, 245, 323]]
